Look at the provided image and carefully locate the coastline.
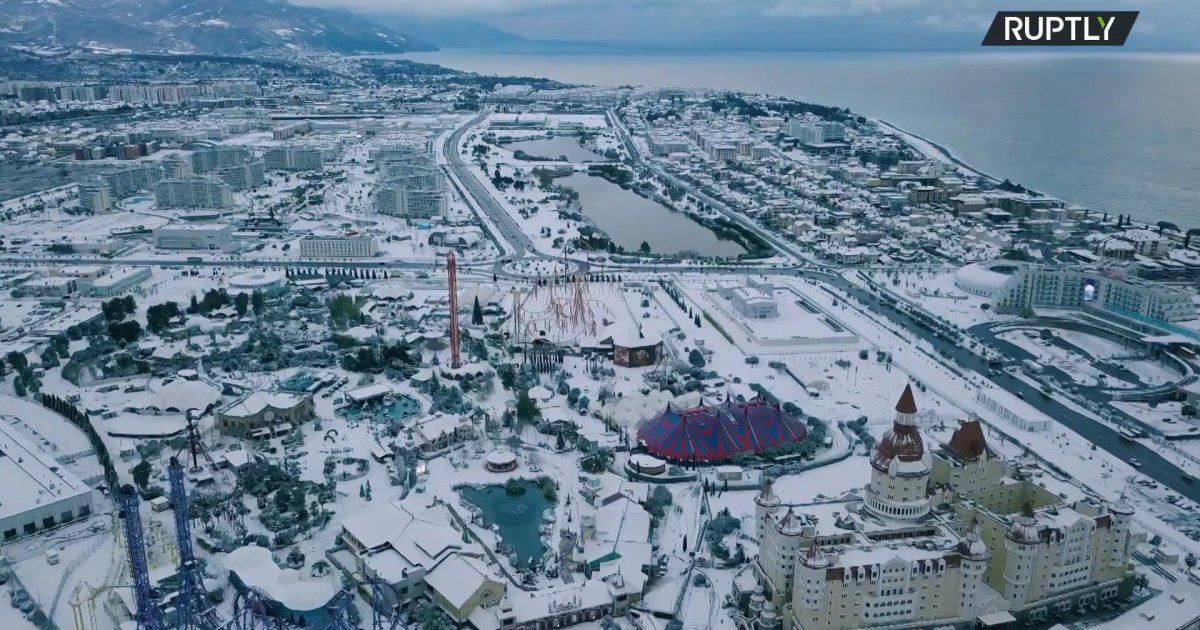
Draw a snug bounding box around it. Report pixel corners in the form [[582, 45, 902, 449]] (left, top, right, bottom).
[[873, 118, 995, 183]]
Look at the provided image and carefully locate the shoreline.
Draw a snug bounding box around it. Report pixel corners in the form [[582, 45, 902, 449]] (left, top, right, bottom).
[[873, 118, 997, 183]]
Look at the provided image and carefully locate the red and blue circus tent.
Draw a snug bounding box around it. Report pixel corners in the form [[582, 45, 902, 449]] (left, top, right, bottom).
[[636, 397, 808, 463]]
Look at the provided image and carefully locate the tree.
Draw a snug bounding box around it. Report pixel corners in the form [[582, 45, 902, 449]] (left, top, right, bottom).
[[234, 292, 250, 317], [515, 388, 539, 423], [472, 296, 484, 325], [132, 460, 152, 489], [639, 240, 652, 254], [252, 289, 265, 316], [6, 350, 28, 373], [689, 348, 706, 368]]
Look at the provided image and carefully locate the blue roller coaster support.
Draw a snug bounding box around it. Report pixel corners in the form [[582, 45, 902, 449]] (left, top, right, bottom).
[[168, 457, 223, 630], [120, 484, 165, 630]]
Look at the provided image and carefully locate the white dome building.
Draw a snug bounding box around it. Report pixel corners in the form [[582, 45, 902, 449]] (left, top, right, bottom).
[[229, 270, 287, 294], [953, 262, 1018, 299]]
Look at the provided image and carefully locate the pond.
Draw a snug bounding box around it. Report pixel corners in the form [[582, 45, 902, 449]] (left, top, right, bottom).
[[557, 172, 748, 258], [505, 136, 610, 163], [459, 482, 555, 569], [335, 395, 422, 424]]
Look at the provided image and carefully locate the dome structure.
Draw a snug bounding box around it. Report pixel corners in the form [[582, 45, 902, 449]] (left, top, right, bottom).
[[953, 262, 1017, 299], [870, 384, 927, 474], [636, 397, 808, 463]]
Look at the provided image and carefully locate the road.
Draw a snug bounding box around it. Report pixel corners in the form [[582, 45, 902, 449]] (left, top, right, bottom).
[[443, 113, 536, 258]]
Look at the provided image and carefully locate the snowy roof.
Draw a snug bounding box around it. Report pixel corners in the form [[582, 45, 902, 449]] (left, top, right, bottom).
[[424, 555, 492, 611], [486, 451, 517, 466], [1093, 583, 1200, 629], [504, 580, 614, 624], [0, 421, 93, 522], [223, 546, 338, 612], [599, 389, 701, 429], [342, 503, 467, 580], [219, 391, 309, 419], [142, 380, 221, 412], [345, 383, 392, 403], [91, 266, 149, 288]]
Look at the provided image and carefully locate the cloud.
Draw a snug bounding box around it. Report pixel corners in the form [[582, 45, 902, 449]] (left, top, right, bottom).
[[920, 11, 992, 32], [764, 0, 928, 18]]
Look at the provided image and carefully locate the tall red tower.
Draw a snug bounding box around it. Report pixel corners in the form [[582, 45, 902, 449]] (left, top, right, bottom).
[[446, 252, 461, 369]]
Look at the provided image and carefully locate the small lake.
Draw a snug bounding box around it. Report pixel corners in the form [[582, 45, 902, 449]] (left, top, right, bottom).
[[557, 172, 748, 258], [459, 483, 553, 569], [505, 136, 610, 163]]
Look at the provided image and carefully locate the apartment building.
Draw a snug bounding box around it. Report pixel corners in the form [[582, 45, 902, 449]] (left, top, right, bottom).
[[216, 160, 266, 191], [154, 177, 234, 208], [99, 163, 164, 199], [264, 146, 326, 172], [78, 180, 114, 213], [374, 185, 448, 220]]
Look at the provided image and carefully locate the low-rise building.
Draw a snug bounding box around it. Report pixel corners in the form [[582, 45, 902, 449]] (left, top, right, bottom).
[[87, 266, 152, 297], [718, 279, 779, 319], [1, 421, 95, 541], [18, 276, 77, 297], [299, 235, 378, 259], [216, 391, 315, 437], [153, 224, 236, 251]]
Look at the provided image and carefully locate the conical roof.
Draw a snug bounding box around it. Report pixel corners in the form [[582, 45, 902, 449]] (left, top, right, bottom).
[[947, 418, 988, 460], [958, 520, 989, 559], [1111, 489, 1134, 516], [802, 543, 830, 568], [777, 507, 804, 536], [895, 383, 918, 415], [756, 479, 781, 507]]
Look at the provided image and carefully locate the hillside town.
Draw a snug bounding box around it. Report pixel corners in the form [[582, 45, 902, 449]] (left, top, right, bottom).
[[2, 51, 1200, 630]]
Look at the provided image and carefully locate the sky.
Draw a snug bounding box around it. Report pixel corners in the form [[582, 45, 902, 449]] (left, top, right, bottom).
[[292, 0, 1200, 50]]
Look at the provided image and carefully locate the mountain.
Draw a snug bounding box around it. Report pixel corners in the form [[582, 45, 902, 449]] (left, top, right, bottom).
[[369, 15, 526, 50], [0, 0, 436, 55]]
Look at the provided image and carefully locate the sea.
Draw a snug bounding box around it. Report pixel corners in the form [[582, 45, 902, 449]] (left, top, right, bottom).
[[405, 50, 1200, 229]]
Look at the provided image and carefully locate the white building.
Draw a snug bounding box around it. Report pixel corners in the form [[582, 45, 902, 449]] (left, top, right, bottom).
[[1, 422, 95, 541], [154, 177, 234, 208], [299, 235, 378, 259], [718, 278, 779, 319], [153, 224, 236, 251], [374, 185, 447, 220], [216, 160, 265, 191], [100, 163, 163, 198], [87, 266, 152, 297], [786, 121, 823, 145], [995, 264, 1199, 322], [78, 179, 114, 213], [264, 145, 326, 172]]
